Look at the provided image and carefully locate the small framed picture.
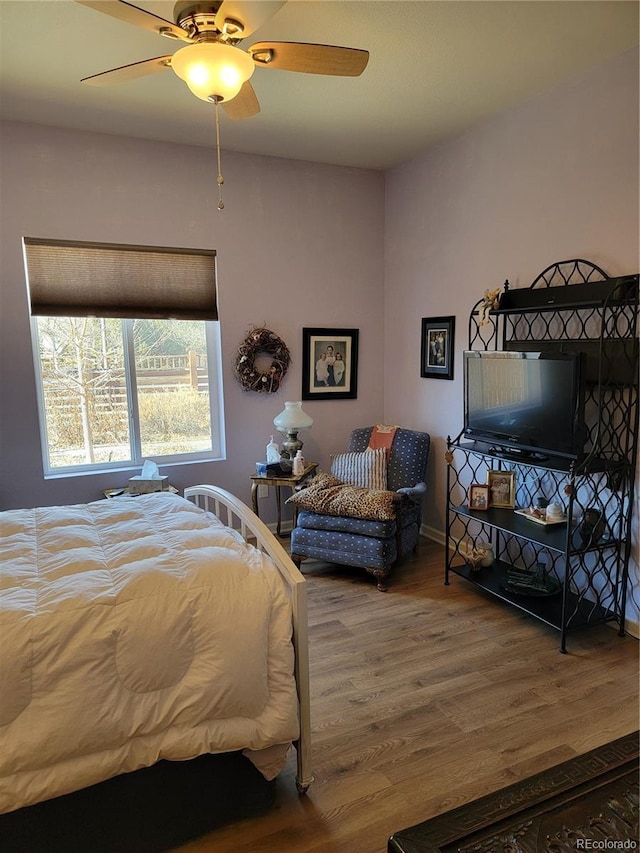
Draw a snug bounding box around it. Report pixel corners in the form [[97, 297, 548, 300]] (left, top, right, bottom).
[[468, 483, 490, 511], [420, 316, 455, 380], [487, 470, 516, 508]]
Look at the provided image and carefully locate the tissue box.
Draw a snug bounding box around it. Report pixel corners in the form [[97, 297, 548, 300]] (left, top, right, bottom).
[[128, 475, 169, 495]]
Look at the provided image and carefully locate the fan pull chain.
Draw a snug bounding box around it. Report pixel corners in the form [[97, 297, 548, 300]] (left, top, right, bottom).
[[214, 98, 224, 210]]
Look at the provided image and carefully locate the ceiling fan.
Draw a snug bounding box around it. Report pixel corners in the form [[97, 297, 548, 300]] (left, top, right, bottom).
[[76, 1, 370, 119]]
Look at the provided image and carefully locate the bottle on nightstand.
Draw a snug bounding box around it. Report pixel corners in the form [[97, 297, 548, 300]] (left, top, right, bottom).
[[292, 450, 305, 476]]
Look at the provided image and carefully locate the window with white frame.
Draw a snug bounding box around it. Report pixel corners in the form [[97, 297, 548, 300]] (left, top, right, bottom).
[[23, 238, 225, 475]]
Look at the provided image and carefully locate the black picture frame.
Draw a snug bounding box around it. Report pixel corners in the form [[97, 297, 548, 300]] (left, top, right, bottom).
[[420, 316, 455, 380], [302, 328, 359, 400]]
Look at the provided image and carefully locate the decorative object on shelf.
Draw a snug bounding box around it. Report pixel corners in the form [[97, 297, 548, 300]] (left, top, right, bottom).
[[477, 287, 502, 325], [301, 328, 359, 400], [579, 507, 606, 547], [476, 541, 494, 567], [467, 549, 485, 572], [467, 542, 494, 571], [234, 326, 291, 393], [546, 502, 565, 522], [503, 565, 561, 597], [273, 401, 313, 459], [468, 483, 489, 510], [420, 316, 455, 380], [525, 499, 572, 525], [533, 495, 549, 518], [487, 470, 515, 508], [514, 507, 567, 527]]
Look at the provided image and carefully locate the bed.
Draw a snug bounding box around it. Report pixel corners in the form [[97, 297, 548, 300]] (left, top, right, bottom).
[[0, 485, 312, 816]]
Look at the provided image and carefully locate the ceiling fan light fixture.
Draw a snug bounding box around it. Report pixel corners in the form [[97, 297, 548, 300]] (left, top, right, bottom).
[[171, 42, 255, 102]]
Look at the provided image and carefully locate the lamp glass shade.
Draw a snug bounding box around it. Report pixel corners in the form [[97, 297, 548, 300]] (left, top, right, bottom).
[[273, 401, 313, 433], [171, 43, 255, 103]]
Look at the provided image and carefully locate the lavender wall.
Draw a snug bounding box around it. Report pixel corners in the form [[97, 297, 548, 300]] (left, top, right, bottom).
[[384, 48, 639, 626], [1, 48, 637, 619], [0, 123, 384, 514]]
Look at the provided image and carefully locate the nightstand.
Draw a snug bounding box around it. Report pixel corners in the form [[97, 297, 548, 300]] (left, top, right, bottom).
[[250, 463, 317, 537]]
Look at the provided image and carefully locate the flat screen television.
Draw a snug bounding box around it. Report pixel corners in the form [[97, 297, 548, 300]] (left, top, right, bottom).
[[463, 350, 585, 460]]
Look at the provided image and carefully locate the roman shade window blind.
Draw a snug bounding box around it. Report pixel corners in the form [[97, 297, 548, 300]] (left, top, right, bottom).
[[23, 238, 218, 321]]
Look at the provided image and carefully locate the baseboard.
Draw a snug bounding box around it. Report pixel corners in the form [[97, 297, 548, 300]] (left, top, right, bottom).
[[420, 523, 444, 545], [264, 520, 294, 538], [607, 617, 640, 640]]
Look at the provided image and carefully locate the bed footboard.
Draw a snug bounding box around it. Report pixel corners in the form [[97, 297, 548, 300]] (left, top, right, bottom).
[[184, 484, 313, 792]]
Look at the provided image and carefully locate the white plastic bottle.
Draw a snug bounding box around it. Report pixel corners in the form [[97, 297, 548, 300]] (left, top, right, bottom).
[[266, 435, 280, 463], [293, 450, 305, 476]]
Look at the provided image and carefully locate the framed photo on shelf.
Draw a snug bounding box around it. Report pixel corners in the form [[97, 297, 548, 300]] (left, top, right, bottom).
[[487, 470, 516, 508], [302, 327, 359, 400], [468, 483, 490, 511], [420, 316, 455, 380]]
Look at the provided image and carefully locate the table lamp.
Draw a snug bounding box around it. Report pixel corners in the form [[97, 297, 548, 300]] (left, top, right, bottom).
[[273, 401, 313, 459]]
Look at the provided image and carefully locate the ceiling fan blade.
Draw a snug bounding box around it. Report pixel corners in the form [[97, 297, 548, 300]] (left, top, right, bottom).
[[249, 42, 369, 76], [215, 1, 286, 39], [75, 0, 190, 41], [222, 81, 260, 120], [81, 56, 172, 87]]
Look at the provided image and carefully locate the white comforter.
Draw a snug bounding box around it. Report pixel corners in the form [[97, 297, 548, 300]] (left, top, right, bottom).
[[0, 492, 299, 813]]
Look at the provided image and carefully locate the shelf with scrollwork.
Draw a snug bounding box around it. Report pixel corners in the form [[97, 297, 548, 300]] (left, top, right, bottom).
[[445, 259, 638, 652]]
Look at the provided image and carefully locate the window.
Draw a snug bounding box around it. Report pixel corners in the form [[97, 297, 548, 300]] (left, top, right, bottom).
[[24, 239, 225, 475]]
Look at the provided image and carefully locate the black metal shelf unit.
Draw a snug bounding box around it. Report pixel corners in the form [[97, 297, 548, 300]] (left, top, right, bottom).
[[445, 259, 639, 652]]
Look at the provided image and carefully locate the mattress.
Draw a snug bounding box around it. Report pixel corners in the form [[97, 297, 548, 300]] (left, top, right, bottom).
[[0, 492, 299, 813]]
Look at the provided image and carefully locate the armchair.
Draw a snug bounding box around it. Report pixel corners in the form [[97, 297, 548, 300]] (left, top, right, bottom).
[[289, 426, 430, 590]]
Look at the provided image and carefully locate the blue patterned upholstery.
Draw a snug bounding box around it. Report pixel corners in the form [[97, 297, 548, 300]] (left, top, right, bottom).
[[290, 427, 430, 590]]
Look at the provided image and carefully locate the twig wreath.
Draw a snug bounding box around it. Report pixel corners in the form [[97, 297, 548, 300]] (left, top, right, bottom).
[[234, 326, 291, 393]]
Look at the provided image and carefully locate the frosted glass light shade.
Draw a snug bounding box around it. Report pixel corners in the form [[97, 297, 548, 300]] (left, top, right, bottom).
[[171, 43, 255, 103], [273, 401, 313, 432]]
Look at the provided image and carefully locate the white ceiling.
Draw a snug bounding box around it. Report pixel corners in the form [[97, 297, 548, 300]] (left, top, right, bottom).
[[1, 1, 638, 170]]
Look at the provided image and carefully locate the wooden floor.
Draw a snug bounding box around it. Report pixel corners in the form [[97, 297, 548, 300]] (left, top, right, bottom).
[[175, 540, 639, 853]]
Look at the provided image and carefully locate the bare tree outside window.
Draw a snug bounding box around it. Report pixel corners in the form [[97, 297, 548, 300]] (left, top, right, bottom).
[[36, 317, 216, 471]]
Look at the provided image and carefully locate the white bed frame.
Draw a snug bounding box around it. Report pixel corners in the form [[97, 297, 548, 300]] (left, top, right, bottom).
[[184, 484, 313, 792]]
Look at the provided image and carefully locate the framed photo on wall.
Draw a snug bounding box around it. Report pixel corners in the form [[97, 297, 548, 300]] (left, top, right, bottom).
[[420, 316, 455, 380], [302, 328, 359, 400], [487, 470, 516, 508]]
